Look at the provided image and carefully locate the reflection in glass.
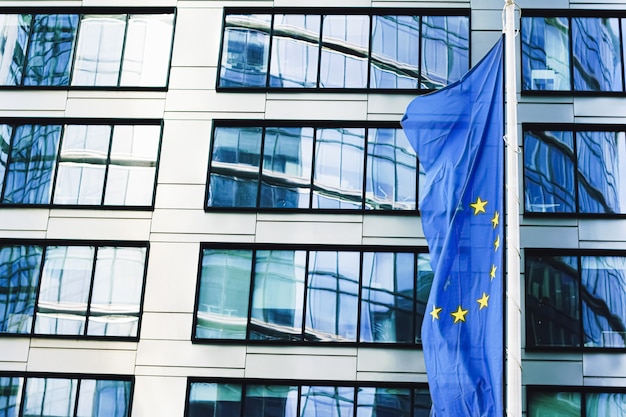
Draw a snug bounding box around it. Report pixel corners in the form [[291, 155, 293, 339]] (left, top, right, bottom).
[[416, 254, 433, 344], [525, 255, 580, 347], [306, 251, 359, 341], [208, 127, 262, 208], [577, 131, 626, 214], [88, 247, 145, 337], [581, 256, 626, 348], [270, 15, 320, 88], [414, 389, 432, 417], [360, 252, 414, 343], [72, 15, 126, 86], [0, 14, 30, 85], [0, 376, 21, 417], [420, 16, 469, 89], [260, 127, 313, 209], [244, 385, 298, 417], [527, 391, 581, 417], [370, 15, 420, 89], [24, 14, 78, 86], [3, 124, 61, 205], [586, 392, 626, 417], [320, 15, 369, 88], [366, 128, 417, 210], [120, 14, 174, 87], [521, 17, 570, 91], [23, 377, 78, 417], [0, 245, 43, 334], [196, 249, 253, 340], [356, 387, 410, 417], [524, 130, 575, 213], [313, 128, 364, 209], [54, 125, 110, 205], [76, 379, 131, 417], [0, 124, 13, 205], [219, 14, 271, 88], [188, 382, 242, 417], [301, 386, 353, 417], [251, 250, 305, 341], [572, 17, 622, 92]]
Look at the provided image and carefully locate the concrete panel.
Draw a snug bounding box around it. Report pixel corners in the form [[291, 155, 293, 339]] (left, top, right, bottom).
[[140, 313, 194, 341], [574, 97, 626, 118], [155, 184, 206, 210], [65, 97, 166, 119], [135, 340, 246, 368], [150, 210, 257, 235], [523, 359, 583, 386], [518, 102, 574, 124], [367, 94, 411, 119], [472, 10, 505, 31], [265, 98, 368, 121], [45, 217, 152, 241], [165, 90, 266, 113], [0, 209, 50, 232], [520, 225, 579, 249], [362, 215, 422, 239], [171, 8, 222, 67], [0, 91, 67, 111], [143, 242, 200, 313], [256, 219, 364, 245], [168, 67, 215, 90], [357, 371, 428, 383], [357, 348, 425, 374], [584, 353, 626, 378], [132, 376, 187, 417], [579, 219, 626, 242], [135, 365, 245, 378], [0, 338, 30, 363], [158, 120, 212, 184], [27, 347, 136, 374], [245, 353, 358, 380]]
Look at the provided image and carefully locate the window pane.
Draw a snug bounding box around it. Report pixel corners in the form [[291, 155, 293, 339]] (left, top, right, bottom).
[[581, 256, 626, 348], [251, 250, 305, 341], [319, 15, 369, 89], [0, 14, 30, 86], [260, 127, 313, 208], [23, 14, 78, 86], [208, 127, 262, 208], [219, 14, 271, 88], [301, 386, 353, 417], [366, 128, 417, 210], [356, 387, 410, 417], [104, 125, 160, 206], [76, 380, 131, 417], [244, 385, 298, 417], [3, 124, 61, 205], [120, 14, 174, 87], [23, 378, 77, 417], [413, 388, 432, 417], [572, 17, 622, 92], [87, 247, 146, 337], [360, 252, 414, 343], [53, 125, 110, 205], [0, 125, 11, 196], [527, 391, 581, 417], [524, 130, 575, 213], [269, 14, 320, 88], [370, 16, 419, 89], [586, 392, 626, 417], [312, 128, 364, 209], [35, 246, 94, 335], [0, 376, 22, 417], [0, 245, 42, 334], [72, 15, 126, 86], [420, 16, 469, 89], [521, 17, 570, 91], [577, 131, 626, 214], [416, 254, 433, 344], [525, 255, 580, 347], [196, 249, 252, 339], [188, 382, 242, 417], [306, 251, 359, 341]]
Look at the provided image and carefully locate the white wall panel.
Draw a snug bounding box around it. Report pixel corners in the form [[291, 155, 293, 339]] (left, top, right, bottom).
[[151, 210, 257, 235], [171, 7, 222, 67], [26, 347, 136, 374], [0, 209, 49, 233], [357, 348, 425, 374], [168, 67, 215, 90], [45, 217, 151, 240], [245, 352, 358, 380], [579, 219, 626, 242], [0, 339, 29, 363], [0, 91, 67, 111], [166, 90, 267, 113], [256, 219, 364, 245], [158, 120, 212, 184], [520, 225, 579, 248], [132, 376, 187, 417], [155, 184, 206, 210], [140, 313, 194, 341], [584, 353, 626, 378], [523, 360, 583, 385], [136, 340, 246, 368], [265, 98, 368, 120], [65, 95, 166, 119]]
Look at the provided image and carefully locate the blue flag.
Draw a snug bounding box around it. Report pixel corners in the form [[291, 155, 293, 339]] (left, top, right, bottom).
[[401, 37, 504, 417]]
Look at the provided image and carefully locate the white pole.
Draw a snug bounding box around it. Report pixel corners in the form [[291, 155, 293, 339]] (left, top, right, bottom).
[[504, 2, 522, 417]]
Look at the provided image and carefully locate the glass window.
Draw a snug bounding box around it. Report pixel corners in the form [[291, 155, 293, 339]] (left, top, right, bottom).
[[586, 392, 626, 417], [244, 385, 298, 417], [301, 386, 353, 417], [420, 16, 469, 89], [0, 376, 21, 417], [527, 391, 581, 417], [0, 14, 30, 86], [0, 124, 11, 195], [356, 387, 410, 417], [415, 254, 433, 344], [187, 382, 242, 417], [76, 379, 131, 417], [320, 15, 369, 88], [23, 377, 78, 417], [195, 249, 253, 340]]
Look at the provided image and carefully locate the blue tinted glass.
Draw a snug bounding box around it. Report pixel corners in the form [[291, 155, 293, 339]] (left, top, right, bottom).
[[0, 245, 43, 333], [208, 127, 262, 208], [0, 14, 30, 85], [301, 386, 354, 417], [357, 387, 410, 417], [577, 131, 626, 214], [188, 383, 242, 417], [581, 256, 626, 348], [572, 17, 622, 92], [24, 14, 78, 86], [586, 392, 626, 417], [414, 389, 432, 417], [527, 391, 581, 417], [416, 254, 432, 344], [366, 128, 417, 210], [524, 130, 575, 213], [3, 125, 61, 205], [305, 251, 359, 342], [420, 16, 469, 89], [370, 16, 420, 89], [24, 377, 77, 417], [0, 376, 21, 417], [269, 15, 320, 88], [0, 124, 12, 196], [76, 380, 131, 417], [521, 17, 570, 91], [244, 385, 298, 417], [320, 15, 369, 88], [219, 14, 271, 88]]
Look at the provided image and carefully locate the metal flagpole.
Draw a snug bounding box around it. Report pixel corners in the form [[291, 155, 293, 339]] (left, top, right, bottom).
[[504, 1, 522, 417]]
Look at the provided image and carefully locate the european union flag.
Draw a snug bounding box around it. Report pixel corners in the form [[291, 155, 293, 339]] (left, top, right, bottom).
[[401, 37, 504, 417]]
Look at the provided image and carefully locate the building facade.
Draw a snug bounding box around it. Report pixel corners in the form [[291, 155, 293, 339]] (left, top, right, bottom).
[[0, 0, 625, 416]]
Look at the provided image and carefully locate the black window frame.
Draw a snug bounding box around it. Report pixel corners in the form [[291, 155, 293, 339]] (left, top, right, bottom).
[[526, 386, 626, 417]]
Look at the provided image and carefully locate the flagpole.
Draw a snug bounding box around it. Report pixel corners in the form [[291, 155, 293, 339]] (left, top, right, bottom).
[[504, 1, 522, 417]]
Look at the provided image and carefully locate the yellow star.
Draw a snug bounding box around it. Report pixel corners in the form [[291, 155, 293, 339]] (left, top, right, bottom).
[[430, 305, 442, 321], [470, 197, 488, 215], [451, 306, 468, 323], [491, 211, 499, 229], [494, 234, 500, 251], [477, 293, 489, 310], [490, 264, 497, 280]]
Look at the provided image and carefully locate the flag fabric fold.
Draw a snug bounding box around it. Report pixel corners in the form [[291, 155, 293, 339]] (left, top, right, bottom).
[[401, 37, 504, 417]]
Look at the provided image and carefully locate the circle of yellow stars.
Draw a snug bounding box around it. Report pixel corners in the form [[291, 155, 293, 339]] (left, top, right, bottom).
[[429, 196, 500, 324]]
